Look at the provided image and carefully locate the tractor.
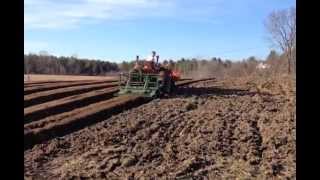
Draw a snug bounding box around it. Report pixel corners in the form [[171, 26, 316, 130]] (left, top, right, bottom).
[[117, 51, 180, 98]]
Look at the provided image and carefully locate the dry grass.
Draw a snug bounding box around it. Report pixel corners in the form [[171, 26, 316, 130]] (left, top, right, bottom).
[[24, 74, 118, 82]]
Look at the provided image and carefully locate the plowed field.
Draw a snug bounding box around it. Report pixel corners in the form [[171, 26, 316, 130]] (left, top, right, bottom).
[[24, 76, 295, 179]]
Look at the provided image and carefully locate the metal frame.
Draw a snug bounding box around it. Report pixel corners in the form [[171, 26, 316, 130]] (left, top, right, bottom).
[[118, 72, 162, 97]]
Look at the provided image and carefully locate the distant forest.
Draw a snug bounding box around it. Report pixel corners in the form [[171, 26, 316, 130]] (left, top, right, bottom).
[[25, 49, 294, 78], [119, 50, 294, 78], [24, 54, 119, 76]]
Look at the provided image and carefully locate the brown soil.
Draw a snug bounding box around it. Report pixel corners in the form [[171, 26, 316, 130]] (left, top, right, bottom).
[[24, 74, 118, 82], [24, 82, 118, 108], [23, 78, 194, 108], [24, 87, 118, 124], [23, 79, 207, 125], [24, 81, 78, 88], [24, 79, 215, 149], [24, 80, 116, 95], [24, 76, 295, 179], [24, 95, 148, 150]]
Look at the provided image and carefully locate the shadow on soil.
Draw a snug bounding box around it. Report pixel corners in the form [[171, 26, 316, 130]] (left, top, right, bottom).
[[171, 85, 271, 97]]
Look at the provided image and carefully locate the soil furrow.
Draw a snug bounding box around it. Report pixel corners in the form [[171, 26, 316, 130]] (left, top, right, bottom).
[[24, 79, 215, 150], [24, 95, 149, 150], [24, 81, 74, 88], [24, 82, 118, 108], [24, 87, 119, 124], [24, 80, 73, 85], [24, 80, 116, 95], [24, 76, 295, 179]]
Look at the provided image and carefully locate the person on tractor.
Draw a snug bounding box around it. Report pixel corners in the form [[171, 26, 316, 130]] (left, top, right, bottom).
[[130, 55, 142, 74], [133, 56, 142, 70], [128, 55, 143, 82], [143, 51, 157, 73]]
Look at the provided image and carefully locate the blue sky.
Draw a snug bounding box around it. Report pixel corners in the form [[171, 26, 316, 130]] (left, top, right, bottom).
[[24, 0, 295, 62]]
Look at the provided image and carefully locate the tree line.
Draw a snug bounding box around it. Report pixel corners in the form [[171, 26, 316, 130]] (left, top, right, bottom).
[[25, 48, 291, 79], [118, 49, 291, 79], [24, 54, 119, 75]]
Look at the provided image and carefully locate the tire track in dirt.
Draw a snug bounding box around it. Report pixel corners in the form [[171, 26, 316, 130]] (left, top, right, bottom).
[[24, 78, 216, 150], [24, 81, 77, 88], [24, 80, 73, 85], [24, 83, 250, 178], [24, 95, 149, 150], [24, 77, 296, 179], [24, 80, 116, 95], [24, 82, 118, 107], [23, 78, 197, 108], [24, 87, 119, 124]]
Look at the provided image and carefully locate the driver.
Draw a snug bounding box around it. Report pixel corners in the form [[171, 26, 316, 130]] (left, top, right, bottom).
[[143, 51, 156, 73]]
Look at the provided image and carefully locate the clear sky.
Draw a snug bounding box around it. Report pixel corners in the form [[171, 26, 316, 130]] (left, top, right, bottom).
[[24, 0, 296, 62]]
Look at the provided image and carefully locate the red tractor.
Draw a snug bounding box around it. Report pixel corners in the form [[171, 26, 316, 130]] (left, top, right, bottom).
[[118, 51, 180, 97]]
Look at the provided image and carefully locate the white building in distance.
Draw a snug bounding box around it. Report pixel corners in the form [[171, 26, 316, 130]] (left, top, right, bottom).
[[256, 62, 270, 70]]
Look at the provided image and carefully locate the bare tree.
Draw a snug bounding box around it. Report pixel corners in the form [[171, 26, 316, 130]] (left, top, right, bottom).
[[265, 7, 296, 74]]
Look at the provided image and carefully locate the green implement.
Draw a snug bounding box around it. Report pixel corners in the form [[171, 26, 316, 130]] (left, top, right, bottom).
[[117, 72, 164, 98]]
